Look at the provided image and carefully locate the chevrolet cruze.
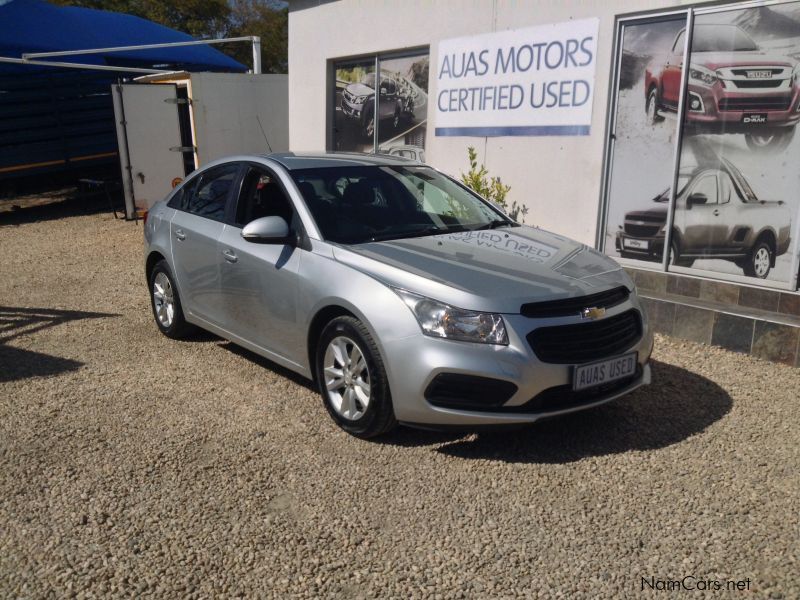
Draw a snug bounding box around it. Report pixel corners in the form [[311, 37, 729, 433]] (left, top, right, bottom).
[[144, 153, 653, 438]]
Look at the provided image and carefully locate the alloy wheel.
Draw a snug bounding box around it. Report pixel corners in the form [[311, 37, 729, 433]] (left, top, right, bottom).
[[323, 335, 371, 421], [753, 247, 771, 278], [152, 271, 175, 328]]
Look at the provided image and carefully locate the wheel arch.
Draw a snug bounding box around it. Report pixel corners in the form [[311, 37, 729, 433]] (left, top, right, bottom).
[[145, 250, 166, 282], [753, 228, 778, 266], [306, 304, 359, 384]]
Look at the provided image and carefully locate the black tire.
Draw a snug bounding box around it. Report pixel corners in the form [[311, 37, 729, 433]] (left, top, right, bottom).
[[669, 240, 694, 268], [646, 88, 664, 125], [315, 316, 397, 439], [745, 128, 794, 152], [743, 240, 773, 279], [148, 260, 194, 339]]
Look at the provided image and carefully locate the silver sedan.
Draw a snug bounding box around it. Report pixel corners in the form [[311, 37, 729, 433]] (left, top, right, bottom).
[[144, 153, 653, 438]]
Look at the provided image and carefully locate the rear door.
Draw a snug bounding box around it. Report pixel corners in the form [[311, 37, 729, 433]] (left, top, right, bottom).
[[112, 83, 189, 217], [170, 162, 242, 325]]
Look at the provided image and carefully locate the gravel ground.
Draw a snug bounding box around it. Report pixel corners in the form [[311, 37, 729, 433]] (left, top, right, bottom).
[[1, 209, 798, 599]]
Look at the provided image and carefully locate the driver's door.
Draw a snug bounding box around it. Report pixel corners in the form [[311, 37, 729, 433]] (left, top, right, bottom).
[[679, 172, 721, 255], [217, 164, 305, 363]]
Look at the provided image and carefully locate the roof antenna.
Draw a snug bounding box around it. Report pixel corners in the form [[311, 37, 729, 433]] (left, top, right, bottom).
[[256, 115, 273, 153]]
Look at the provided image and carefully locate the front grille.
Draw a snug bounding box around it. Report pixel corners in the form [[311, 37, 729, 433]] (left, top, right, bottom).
[[520, 286, 629, 319], [343, 89, 354, 103], [718, 96, 791, 111], [624, 223, 661, 237], [527, 309, 642, 364], [511, 365, 643, 413], [732, 79, 784, 89], [425, 373, 518, 410]]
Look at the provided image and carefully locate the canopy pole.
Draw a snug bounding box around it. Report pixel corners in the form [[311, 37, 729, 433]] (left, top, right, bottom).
[[251, 36, 261, 74], [0, 56, 166, 74]]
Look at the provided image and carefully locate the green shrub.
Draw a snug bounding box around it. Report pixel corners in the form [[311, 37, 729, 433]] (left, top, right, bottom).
[[460, 146, 528, 222]]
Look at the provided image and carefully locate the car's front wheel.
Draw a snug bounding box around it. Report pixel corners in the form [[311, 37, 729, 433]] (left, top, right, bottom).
[[646, 88, 664, 125], [743, 241, 773, 279], [149, 260, 194, 339], [745, 128, 794, 152], [316, 316, 397, 438]]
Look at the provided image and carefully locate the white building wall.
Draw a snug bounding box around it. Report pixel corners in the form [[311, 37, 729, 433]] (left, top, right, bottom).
[[288, 0, 683, 245]]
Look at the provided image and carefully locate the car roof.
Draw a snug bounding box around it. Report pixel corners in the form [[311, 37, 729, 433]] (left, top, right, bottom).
[[262, 152, 418, 170]]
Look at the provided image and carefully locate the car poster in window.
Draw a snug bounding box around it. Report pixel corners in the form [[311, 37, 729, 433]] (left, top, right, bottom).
[[377, 54, 429, 163], [672, 3, 800, 287], [603, 17, 686, 268], [332, 60, 376, 153], [603, 2, 800, 290]]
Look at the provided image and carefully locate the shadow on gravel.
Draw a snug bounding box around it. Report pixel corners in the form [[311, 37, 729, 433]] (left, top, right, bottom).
[[393, 360, 732, 463], [0, 306, 118, 383], [219, 341, 317, 391], [0, 188, 122, 226]]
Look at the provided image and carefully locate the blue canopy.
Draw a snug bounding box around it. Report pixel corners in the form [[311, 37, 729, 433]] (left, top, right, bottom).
[[0, 0, 246, 73]]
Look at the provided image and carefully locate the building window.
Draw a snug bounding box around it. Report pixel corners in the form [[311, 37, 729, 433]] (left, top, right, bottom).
[[600, 1, 800, 291], [331, 49, 429, 162]]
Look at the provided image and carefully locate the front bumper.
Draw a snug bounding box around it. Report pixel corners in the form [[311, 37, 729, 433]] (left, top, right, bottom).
[[381, 299, 654, 427], [615, 232, 665, 263], [684, 83, 800, 132]]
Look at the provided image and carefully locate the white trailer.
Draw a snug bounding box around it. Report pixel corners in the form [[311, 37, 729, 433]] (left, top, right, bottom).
[[112, 72, 288, 218]]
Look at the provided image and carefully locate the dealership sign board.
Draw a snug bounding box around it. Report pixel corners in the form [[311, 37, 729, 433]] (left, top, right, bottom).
[[435, 18, 599, 137]]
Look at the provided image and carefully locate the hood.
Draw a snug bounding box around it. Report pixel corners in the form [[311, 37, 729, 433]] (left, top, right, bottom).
[[694, 50, 793, 70], [332, 226, 632, 314], [345, 83, 374, 98], [628, 206, 668, 221]]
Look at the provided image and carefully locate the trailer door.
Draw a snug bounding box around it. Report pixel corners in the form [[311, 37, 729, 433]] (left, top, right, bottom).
[[112, 83, 188, 218]]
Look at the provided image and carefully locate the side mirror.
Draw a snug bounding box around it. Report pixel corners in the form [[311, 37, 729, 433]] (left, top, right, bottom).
[[687, 193, 708, 207], [241, 216, 293, 245]]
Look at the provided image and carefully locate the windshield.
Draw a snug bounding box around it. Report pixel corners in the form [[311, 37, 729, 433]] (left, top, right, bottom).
[[291, 165, 515, 244], [653, 174, 690, 202], [692, 25, 758, 52], [361, 73, 376, 89]]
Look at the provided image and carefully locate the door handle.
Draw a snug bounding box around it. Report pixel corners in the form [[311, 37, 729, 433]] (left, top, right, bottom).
[[713, 209, 720, 216], [174, 229, 186, 241], [222, 249, 238, 263]]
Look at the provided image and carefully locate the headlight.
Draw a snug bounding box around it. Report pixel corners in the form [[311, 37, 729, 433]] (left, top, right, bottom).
[[394, 289, 509, 345], [689, 65, 718, 86], [353, 95, 368, 104], [793, 64, 800, 86]]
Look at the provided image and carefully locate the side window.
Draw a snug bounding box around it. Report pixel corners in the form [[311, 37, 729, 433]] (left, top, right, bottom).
[[673, 30, 685, 53], [689, 173, 718, 205], [186, 163, 240, 221], [719, 173, 732, 204], [167, 176, 198, 210], [235, 166, 295, 228]]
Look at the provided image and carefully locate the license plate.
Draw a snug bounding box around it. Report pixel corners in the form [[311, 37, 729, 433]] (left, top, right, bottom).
[[623, 238, 649, 250], [573, 352, 638, 391], [746, 70, 771, 79], [741, 113, 767, 124]]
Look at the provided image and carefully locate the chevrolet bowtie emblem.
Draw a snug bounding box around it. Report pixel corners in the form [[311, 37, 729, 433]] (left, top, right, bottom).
[[581, 306, 606, 320]]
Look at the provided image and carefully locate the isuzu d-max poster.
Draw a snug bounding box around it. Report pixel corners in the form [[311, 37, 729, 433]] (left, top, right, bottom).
[[604, 2, 800, 289]]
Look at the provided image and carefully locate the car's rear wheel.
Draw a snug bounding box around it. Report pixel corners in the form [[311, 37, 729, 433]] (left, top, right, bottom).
[[646, 88, 664, 125], [316, 316, 396, 438], [743, 241, 773, 279], [149, 260, 194, 339], [745, 128, 794, 152]]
